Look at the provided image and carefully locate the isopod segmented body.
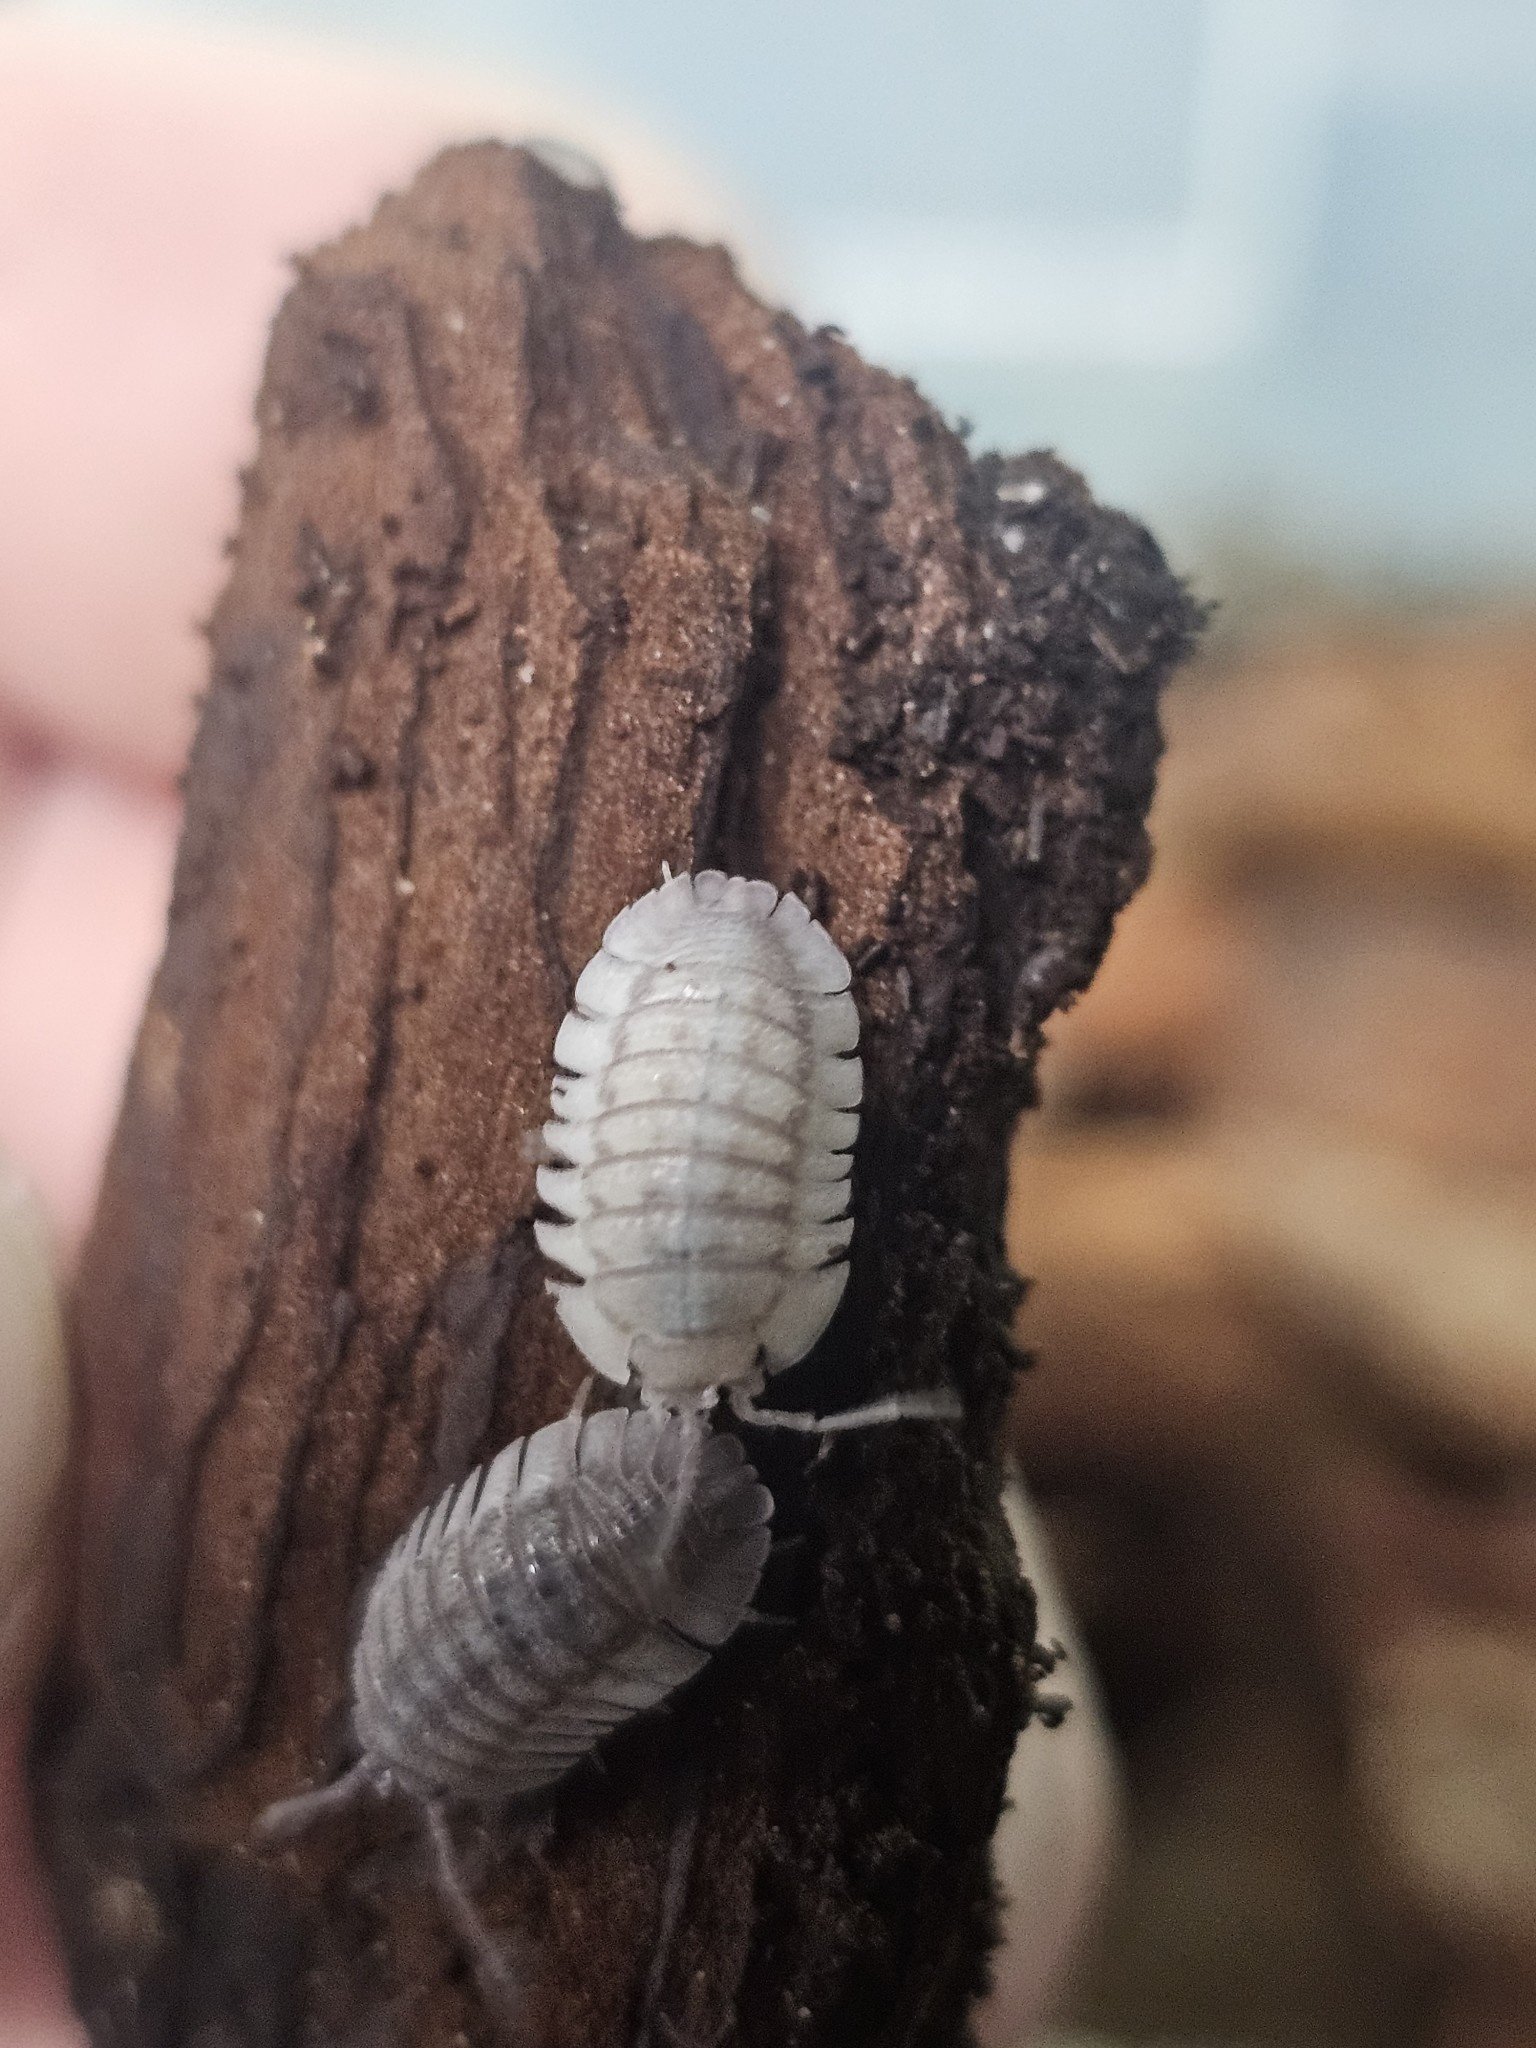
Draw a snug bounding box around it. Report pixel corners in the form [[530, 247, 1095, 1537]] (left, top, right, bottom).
[[357, 1405, 771, 1804], [536, 870, 863, 1404], [258, 1404, 772, 1832]]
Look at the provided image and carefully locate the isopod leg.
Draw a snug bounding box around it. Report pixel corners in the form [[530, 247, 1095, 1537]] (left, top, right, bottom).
[[653, 1412, 708, 1563], [633, 1769, 703, 2048], [253, 1757, 376, 1842], [423, 1802, 526, 2042], [729, 1386, 962, 1436], [566, 1372, 596, 1419]]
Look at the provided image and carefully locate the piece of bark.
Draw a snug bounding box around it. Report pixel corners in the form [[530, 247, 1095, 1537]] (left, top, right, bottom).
[[35, 144, 1201, 2047]]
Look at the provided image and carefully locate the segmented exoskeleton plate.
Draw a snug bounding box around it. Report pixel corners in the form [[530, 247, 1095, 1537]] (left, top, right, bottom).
[[536, 871, 862, 1402], [352, 1405, 773, 1806]]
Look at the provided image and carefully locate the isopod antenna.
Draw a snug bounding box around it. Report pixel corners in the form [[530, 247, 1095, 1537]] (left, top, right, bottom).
[[423, 1803, 528, 2046]]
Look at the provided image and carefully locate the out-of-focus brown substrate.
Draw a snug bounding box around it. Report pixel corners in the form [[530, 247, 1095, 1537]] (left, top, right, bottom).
[[32, 145, 1200, 2048], [1009, 617, 1536, 2048]]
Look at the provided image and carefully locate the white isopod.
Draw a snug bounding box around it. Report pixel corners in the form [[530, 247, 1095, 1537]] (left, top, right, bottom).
[[536, 869, 959, 1434], [256, 1401, 773, 2009]]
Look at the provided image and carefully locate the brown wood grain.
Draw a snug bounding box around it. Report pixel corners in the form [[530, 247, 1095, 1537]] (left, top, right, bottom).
[[35, 145, 1201, 2048]]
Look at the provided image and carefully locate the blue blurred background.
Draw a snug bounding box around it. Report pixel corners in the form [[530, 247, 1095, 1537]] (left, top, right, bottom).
[[70, 0, 1536, 598]]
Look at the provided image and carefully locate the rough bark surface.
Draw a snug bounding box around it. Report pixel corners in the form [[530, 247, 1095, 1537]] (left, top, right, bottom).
[[36, 146, 1202, 2048]]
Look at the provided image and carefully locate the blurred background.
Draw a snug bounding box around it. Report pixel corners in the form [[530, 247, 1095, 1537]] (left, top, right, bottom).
[[3, 2, 1534, 2046], [62, 0, 1536, 596]]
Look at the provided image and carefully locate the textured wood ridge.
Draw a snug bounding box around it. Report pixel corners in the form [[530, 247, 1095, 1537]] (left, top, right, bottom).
[[36, 145, 1202, 2048]]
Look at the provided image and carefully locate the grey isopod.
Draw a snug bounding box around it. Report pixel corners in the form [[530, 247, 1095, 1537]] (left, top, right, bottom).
[[260, 1403, 772, 1829], [256, 1401, 774, 2018]]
